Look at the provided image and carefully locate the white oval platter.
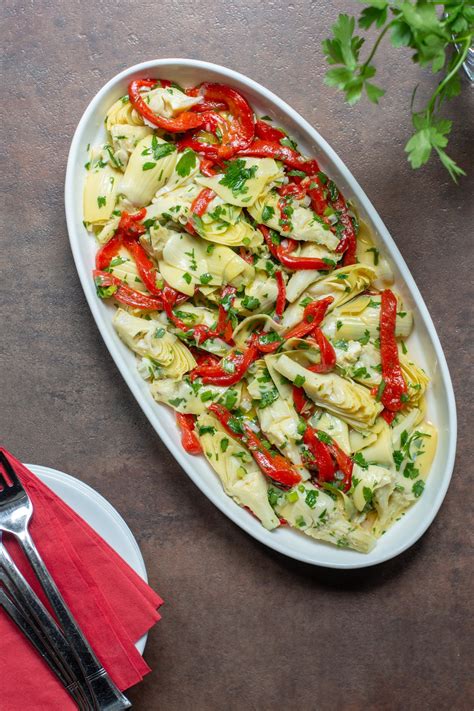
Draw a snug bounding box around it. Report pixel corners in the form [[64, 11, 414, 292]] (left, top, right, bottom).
[[65, 59, 456, 569]]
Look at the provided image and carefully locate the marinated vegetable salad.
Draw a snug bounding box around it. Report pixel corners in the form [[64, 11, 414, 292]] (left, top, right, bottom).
[[83, 78, 437, 553]]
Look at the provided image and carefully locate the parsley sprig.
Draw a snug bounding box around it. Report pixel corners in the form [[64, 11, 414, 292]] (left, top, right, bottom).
[[322, 2, 473, 180]]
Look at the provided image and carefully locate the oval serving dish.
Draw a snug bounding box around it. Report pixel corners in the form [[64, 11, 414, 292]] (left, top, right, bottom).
[[65, 59, 456, 568]]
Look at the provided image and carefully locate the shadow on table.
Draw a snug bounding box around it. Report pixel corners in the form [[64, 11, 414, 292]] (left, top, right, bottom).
[[261, 533, 427, 592]]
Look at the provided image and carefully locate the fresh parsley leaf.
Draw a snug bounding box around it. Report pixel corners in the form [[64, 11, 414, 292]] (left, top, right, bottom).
[[262, 205, 275, 222], [219, 159, 257, 196], [412, 480, 425, 498], [294, 374, 306, 387], [97, 196, 106, 208], [176, 149, 197, 177]]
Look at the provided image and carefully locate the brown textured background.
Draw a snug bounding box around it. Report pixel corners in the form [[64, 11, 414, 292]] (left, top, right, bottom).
[[2, 1, 473, 709]]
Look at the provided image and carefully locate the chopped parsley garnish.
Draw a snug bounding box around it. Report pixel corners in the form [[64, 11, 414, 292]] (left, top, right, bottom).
[[220, 438, 229, 453], [176, 148, 197, 177], [97, 196, 107, 208], [412, 480, 425, 498], [352, 452, 369, 469], [262, 205, 275, 221], [154, 327, 166, 339], [199, 273, 213, 285], [219, 159, 257, 196], [169, 397, 185, 407], [305, 489, 319, 509], [258, 389, 279, 409], [294, 374, 306, 387], [366, 247, 379, 265], [375, 379, 386, 401], [241, 295, 261, 310], [317, 431, 332, 445]]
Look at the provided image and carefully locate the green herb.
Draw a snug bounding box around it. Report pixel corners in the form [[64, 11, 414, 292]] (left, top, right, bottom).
[[375, 379, 386, 401], [262, 205, 275, 221], [206, 243, 215, 255], [363, 487, 373, 504], [317, 171, 328, 185], [143, 218, 156, 229], [333, 338, 349, 351], [352, 452, 369, 469], [336, 320, 343, 331], [142, 162, 157, 171], [198, 425, 216, 436], [227, 415, 244, 435], [169, 397, 185, 407], [359, 329, 371, 346], [268, 487, 281, 506], [294, 374, 306, 387], [221, 389, 238, 410], [176, 149, 197, 177], [94, 279, 117, 299], [199, 273, 213, 285], [220, 438, 229, 453], [401, 340, 408, 355], [366, 246, 379, 265], [295, 515, 307, 528], [322, 4, 473, 180], [258, 389, 279, 409], [300, 296, 313, 307], [280, 136, 298, 150], [182, 272, 192, 285], [317, 431, 332, 445], [200, 390, 215, 403], [288, 169, 307, 177], [260, 115, 272, 121], [241, 295, 261, 310], [305, 489, 319, 509], [400, 392, 410, 403], [393, 450, 404, 471], [219, 159, 257, 196], [97, 196, 106, 208], [327, 180, 339, 202], [258, 332, 282, 347], [336, 272, 348, 280], [412, 479, 425, 498], [322, 257, 337, 267], [154, 327, 166, 338], [109, 256, 127, 268], [353, 366, 371, 379], [403, 461, 419, 480]]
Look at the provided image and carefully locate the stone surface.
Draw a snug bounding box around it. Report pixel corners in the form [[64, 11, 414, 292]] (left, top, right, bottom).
[[2, 1, 473, 709]]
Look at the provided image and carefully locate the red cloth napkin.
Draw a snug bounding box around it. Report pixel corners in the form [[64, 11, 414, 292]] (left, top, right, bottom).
[[0, 448, 163, 711]]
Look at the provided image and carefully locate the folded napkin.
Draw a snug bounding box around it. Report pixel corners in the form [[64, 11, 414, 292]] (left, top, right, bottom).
[[0, 448, 163, 711]]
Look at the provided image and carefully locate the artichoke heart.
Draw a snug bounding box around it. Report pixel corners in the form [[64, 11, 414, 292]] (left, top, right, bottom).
[[273, 354, 383, 428], [196, 413, 280, 530], [275, 483, 376, 553], [196, 158, 284, 208], [113, 309, 196, 380]]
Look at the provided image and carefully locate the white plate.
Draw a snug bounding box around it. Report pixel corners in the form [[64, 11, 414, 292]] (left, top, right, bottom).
[[27, 464, 147, 653], [65, 59, 457, 569]]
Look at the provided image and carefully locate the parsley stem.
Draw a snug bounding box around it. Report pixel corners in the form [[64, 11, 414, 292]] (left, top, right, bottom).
[[361, 21, 396, 72], [427, 37, 472, 116]]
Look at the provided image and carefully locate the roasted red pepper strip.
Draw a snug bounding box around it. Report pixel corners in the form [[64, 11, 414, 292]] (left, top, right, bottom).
[[93, 270, 164, 311], [292, 385, 308, 415], [381, 408, 397, 424], [128, 79, 208, 132], [239, 139, 318, 175], [283, 296, 334, 340], [379, 289, 408, 411], [307, 328, 337, 373], [176, 413, 202, 455], [124, 240, 161, 295], [278, 182, 307, 200], [275, 271, 286, 319], [208, 404, 301, 487], [178, 83, 255, 160], [95, 209, 147, 271], [255, 119, 286, 142], [199, 158, 217, 176], [190, 337, 259, 386], [216, 285, 237, 344], [95, 234, 122, 271], [190, 187, 216, 217], [307, 177, 329, 217], [303, 427, 336, 482], [259, 226, 333, 272], [332, 191, 357, 266], [303, 426, 353, 492]]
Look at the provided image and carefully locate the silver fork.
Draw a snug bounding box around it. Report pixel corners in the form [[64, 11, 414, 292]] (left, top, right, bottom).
[[0, 539, 90, 710], [0, 455, 131, 710]]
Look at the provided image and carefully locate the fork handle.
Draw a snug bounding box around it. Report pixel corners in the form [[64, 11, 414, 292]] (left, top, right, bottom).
[[18, 529, 131, 711], [0, 547, 91, 710]]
